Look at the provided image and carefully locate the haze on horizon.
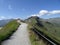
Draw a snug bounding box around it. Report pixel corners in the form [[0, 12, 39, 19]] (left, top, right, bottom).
[[0, 0, 60, 20]]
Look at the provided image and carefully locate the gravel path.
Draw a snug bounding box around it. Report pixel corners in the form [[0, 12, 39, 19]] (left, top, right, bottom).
[[1, 23, 31, 45]]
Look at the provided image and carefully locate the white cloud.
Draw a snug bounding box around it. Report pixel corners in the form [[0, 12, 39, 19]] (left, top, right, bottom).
[[0, 16, 6, 20], [49, 10, 60, 14], [8, 4, 12, 10], [31, 14, 38, 16], [31, 10, 60, 17], [39, 10, 48, 16], [0, 16, 13, 20]]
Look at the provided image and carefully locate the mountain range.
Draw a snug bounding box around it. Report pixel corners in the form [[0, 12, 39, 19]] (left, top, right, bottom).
[[0, 19, 14, 27]]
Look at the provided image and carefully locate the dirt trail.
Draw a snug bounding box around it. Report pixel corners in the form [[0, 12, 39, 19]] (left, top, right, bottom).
[[1, 23, 31, 45]]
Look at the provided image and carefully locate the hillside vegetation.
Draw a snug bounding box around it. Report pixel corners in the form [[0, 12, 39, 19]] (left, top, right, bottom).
[[0, 20, 20, 42], [26, 16, 60, 45]]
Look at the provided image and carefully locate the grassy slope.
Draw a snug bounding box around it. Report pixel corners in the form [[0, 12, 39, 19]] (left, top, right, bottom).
[[35, 21, 60, 44], [27, 17, 48, 45], [28, 25, 47, 45], [27, 16, 60, 45], [0, 20, 20, 42]]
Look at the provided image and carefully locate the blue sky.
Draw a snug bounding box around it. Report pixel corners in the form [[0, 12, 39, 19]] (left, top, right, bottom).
[[0, 0, 60, 20]]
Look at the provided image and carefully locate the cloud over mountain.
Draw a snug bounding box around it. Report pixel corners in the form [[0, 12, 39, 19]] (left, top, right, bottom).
[[31, 10, 60, 17]]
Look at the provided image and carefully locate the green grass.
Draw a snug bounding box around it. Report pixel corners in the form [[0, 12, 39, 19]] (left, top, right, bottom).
[[0, 20, 20, 42], [39, 21, 60, 44], [34, 24, 60, 44], [29, 30, 48, 45], [28, 24, 48, 45], [27, 17, 60, 44], [35, 20, 60, 44]]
